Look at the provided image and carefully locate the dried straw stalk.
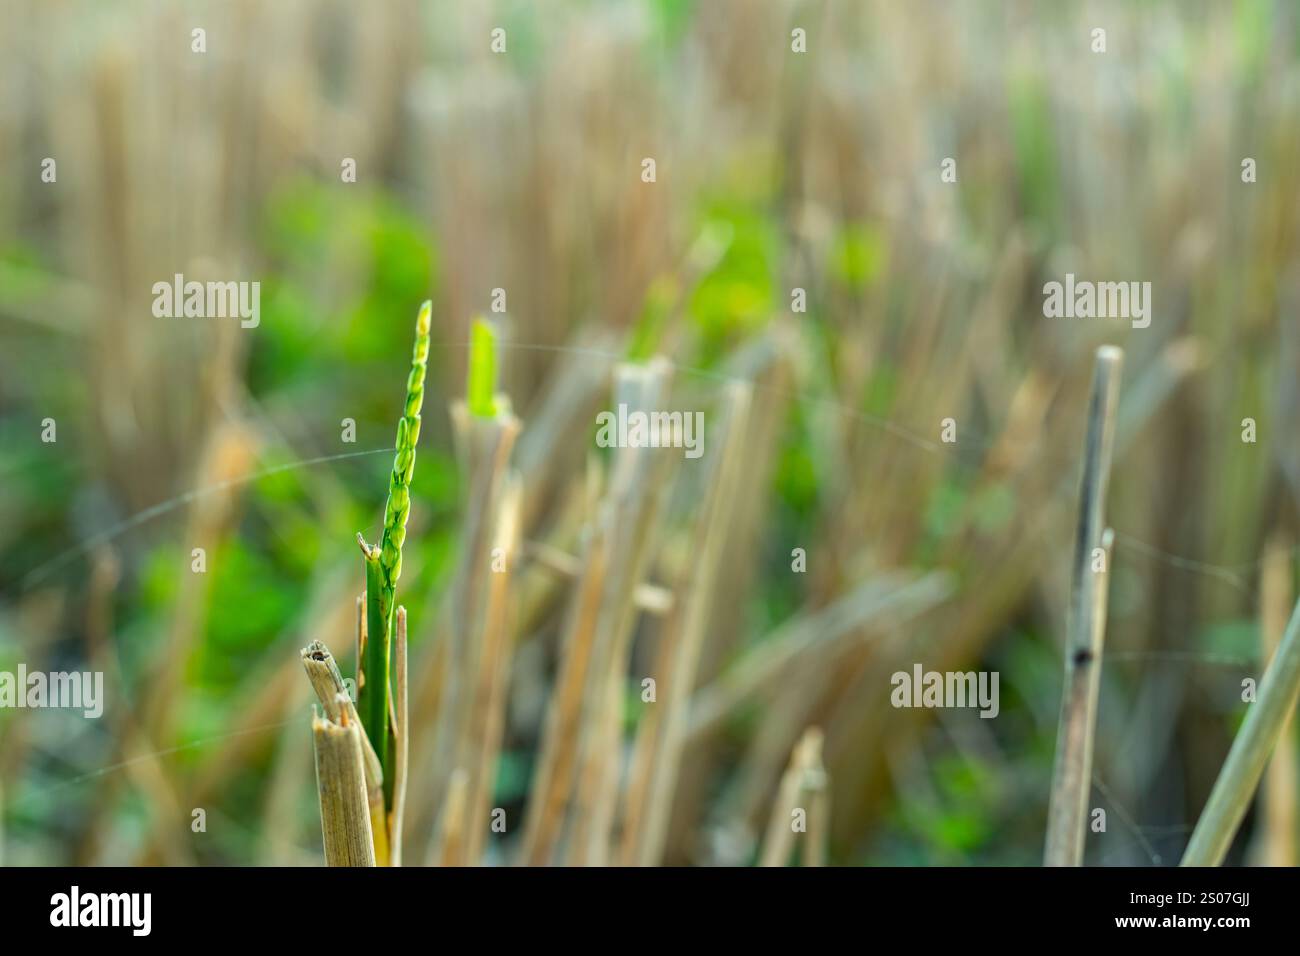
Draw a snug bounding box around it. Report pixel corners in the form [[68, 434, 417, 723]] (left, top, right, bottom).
[[564, 359, 678, 865], [1248, 533, 1296, 866], [1182, 592, 1300, 866], [311, 698, 376, 867], [463, 477, 523, 864], [426, 399, 520, 855], [521, 359, 676, 865], [1044, 345, 1123, 866], [759, 728, 827, 866], [619, 380, 751, 865]]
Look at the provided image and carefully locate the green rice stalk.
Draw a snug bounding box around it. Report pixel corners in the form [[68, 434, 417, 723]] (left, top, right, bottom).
[[359, 300, 431, 802]]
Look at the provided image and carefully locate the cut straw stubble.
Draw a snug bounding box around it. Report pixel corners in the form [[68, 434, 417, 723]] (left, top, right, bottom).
[[619, 380, 751, 866], [582, 363, 683, 864], [559, 359, 678, 865], [758, 727, 828, 867], [518, 526, 611, 865], [462, 477, 523, 865], [311, 698, 376, 867], [1044, 345, 1123, 867], [301, 640, 387, 864], [425, 401, 520, 863], [425, 478, 522, 868], [519, 362, 677, 866]]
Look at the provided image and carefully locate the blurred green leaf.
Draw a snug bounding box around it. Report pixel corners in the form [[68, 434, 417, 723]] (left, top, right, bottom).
[[830, 223, 887, 292]]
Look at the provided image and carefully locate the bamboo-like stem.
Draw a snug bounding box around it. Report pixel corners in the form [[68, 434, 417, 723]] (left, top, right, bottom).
[[1248, 533, 1296, 866], [758, 756, 804, 867], [311, 700, 376, 867], [759, 728, 823, 867], [1044, 345, 1123, 867], [1182, 593, 1300, 866], [796, 727, 831, 867], [803, 763, 830, 867]]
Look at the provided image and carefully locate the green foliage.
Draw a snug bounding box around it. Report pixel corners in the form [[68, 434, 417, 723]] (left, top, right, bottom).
[[1231, 0, 1269, 83], [256, 179, 436, 384], [861, 364, 898, 419], [648, 0, 695, 46], [1007, 72, 1061, 239], [774, 438, 817, 517], [829, 223, 887, 293], [626, 275, 678, 362], [687, 201, 778, 363], [1198, 618, 1259, 663], [200, 542, 305, 686], [923, 479, 967, 541], [886, 753, 997, 862], [970, 483, 1016, 535]]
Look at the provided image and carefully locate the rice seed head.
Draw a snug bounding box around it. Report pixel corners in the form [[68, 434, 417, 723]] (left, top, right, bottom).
[[377, 300, 431, 626]]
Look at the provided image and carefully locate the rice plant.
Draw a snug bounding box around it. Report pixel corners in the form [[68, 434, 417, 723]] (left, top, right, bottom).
[[302, 301, 430, 866], [4, 0, 1299, 873]]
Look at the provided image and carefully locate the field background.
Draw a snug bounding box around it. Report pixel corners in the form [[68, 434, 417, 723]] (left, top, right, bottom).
[[1, 0, 1299, 866]]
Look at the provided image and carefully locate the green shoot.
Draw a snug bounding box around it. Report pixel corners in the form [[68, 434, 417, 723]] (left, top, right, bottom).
[[468, 316, 498, 418], [359, 300, 431, 803]]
